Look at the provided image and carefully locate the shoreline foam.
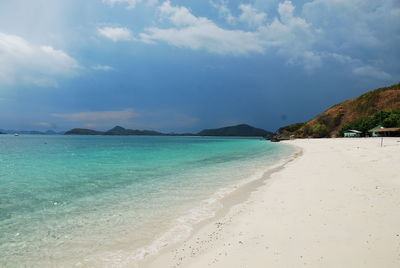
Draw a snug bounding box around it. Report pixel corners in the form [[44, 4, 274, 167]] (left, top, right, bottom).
[[137, 144, 301, 267], [92, 143, 298, 268], [146, 138, 400, 268]]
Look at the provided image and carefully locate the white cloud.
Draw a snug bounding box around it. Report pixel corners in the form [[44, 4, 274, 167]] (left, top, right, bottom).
[[103, 0, 142, 9], [258, 0, 321, 70], [353, 65, 392, 80], [277, 0, 294, 23], [117, 0, 396, 78], [0, 32, 80, 87], [98, 27, 133, 41], [52, 109, 138, 121], [303, 0, 400, 53], [92, 65, 114, 71], [238, 4, 267, 27], [206, 0, 325, 71], [211, 2, 267, 27], [210, 0, 236, 25], [158, 1, 200, 27], [300, 0, 399, 76], [138, 1, 264, 55], [137, 1, 319, 62], [140, 26, 264, 55]]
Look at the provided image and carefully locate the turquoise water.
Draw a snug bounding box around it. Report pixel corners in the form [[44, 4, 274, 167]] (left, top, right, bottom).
[[0, 135, 293, 267]]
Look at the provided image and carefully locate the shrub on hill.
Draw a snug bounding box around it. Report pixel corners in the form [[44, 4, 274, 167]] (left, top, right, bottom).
[[311, 123, 328, 138], [277, 122, 305, 134], [338, 110, 400, 136]]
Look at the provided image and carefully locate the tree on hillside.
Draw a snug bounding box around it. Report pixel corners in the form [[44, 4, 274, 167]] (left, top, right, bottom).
[[338, 110, 400, 136]]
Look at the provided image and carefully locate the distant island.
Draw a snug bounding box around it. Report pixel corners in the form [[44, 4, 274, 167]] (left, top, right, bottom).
[[0, 129, 64, 135], [65, 124, 273, 138], [63, 128, 103, 135], [197, 124, 273, 137], [105, 126, 165, 136]]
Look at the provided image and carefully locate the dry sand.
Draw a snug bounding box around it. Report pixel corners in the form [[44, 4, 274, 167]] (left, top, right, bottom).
[[146, 138, 400, 268]]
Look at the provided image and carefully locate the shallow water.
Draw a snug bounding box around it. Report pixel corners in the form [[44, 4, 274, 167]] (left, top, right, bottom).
[[0, 135, 293, 266]]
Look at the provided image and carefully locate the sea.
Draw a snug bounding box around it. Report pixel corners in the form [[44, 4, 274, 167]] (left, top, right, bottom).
[[0, 135, 294, 267]]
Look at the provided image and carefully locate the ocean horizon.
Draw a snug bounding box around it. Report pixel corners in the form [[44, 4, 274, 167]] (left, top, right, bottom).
[[0, 135, 294, 267]]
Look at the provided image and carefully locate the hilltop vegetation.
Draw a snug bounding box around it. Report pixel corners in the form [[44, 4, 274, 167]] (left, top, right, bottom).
[[277, 83, 400, 138]]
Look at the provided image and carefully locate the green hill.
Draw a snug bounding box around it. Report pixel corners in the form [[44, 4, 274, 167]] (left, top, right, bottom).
[[64, 128, 104, 135], [277, 83, 400, 138], [197, 124, 273, 137], [104, 126, 164, 136], [64, 126, 164, 136]]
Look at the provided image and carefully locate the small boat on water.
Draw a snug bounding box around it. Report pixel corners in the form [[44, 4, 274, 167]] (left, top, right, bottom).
[[14, 133, 19, 136]]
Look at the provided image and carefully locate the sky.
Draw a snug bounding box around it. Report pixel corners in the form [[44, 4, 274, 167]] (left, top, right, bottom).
[[0, 0, 399, 132]]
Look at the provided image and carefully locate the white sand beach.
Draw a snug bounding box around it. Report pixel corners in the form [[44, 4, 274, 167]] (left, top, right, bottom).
[[146, 138, 400, 268]]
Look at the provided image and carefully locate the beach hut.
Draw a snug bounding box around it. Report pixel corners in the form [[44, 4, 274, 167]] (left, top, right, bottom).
[[368, 125, 383, 137], [343, 129, 362, 137], [368, 126, 400, 137]]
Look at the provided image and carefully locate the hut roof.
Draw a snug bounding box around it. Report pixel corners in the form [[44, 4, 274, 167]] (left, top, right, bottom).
[[368, 127, 400, 133], [345, 129, 362, 133], [369, 125, 383, 131]]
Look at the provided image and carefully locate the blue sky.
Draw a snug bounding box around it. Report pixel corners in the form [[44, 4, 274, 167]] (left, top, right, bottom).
[[0, 0, 399, 132]]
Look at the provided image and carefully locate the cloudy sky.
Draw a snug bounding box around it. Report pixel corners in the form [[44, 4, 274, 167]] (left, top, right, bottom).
[[0, 0, 399, 132]]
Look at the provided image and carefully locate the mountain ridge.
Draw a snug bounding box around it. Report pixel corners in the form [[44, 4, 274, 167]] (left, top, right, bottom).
[[64, 124, 273, 137]]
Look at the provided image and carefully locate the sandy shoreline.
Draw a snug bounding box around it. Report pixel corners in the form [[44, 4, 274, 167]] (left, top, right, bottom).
[[145, 138, 400, 268]]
